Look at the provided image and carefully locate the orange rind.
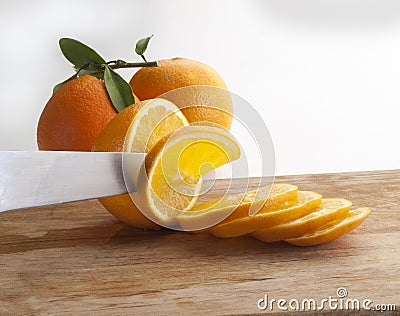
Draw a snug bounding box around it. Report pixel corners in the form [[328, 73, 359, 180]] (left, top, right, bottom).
[[210, 191, 322, 238], [285, 207, 371, 246], [252, 198, 352, 242]]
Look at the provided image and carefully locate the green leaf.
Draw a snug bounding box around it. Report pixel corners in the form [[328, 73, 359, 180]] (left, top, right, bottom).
[[135, 35, 153, 56], [59, 38, 106, 69], [104, 65, 135, 112]]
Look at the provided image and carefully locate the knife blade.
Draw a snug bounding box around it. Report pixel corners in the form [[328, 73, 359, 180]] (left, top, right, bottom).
[[0, 151, 145, 212]]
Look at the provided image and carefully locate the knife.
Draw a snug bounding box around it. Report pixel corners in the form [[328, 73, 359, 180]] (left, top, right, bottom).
[[0, 150, 274, 214], [0, 151, 145, 213]]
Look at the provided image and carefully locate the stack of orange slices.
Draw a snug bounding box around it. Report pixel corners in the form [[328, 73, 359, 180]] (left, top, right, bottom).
[[206, 188, 370, 246]]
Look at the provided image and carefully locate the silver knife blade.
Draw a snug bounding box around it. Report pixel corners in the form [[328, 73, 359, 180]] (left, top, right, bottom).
[[0, 151, 145, 212]]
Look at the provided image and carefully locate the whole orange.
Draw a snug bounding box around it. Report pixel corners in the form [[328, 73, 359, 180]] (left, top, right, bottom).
[[37, 75, 120, 151], [129, 58, 232, 129]]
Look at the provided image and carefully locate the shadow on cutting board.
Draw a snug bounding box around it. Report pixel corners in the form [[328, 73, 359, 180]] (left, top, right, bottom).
[[0, 220, 360, 259]]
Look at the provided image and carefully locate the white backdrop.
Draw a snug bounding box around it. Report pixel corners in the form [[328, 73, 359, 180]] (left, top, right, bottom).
[[0, 0, 399, 175]]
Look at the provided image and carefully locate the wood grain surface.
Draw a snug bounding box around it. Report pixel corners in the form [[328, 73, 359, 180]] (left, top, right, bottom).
[[0, 170, 399, 315]]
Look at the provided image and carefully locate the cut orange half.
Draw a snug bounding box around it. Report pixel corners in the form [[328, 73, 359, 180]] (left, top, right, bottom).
[[285, 207, 371, 246], [210, 191, 322, 238], [93, 98, 189, 229], [251, 198, 352, 242]]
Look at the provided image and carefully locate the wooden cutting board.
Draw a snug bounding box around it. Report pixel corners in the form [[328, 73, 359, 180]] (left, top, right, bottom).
[[0, 170, 399, 315]]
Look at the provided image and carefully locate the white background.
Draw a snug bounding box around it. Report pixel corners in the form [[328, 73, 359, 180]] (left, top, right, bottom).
[[0, 0, 399, 175]]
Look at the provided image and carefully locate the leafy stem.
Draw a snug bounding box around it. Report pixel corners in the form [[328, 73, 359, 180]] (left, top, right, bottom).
[[54, 36, 157, 112]]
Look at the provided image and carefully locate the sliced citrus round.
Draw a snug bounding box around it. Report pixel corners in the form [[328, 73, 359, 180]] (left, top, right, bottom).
[[285, 207, 371, 246], [93, 98, 189, 153], [177, 184, 298, 231], [92, 98, 189, 229], [133, 125, 241, 229], [210, 191, 322, 238], [124, 99, 189, 153], [251, 198, 352, 242]]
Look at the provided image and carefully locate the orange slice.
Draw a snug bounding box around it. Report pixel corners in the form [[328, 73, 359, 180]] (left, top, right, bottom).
[[285, 207, 371, 246], [251, 198, 352, 242], [210, 191, 322, 238], [177, 184, 298, 231], [133, 124, 241, 228]]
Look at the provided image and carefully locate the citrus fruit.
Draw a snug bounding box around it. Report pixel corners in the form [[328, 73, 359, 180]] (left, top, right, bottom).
[[210, 191, 322, 238], [129, 58, 232, 129], [99, 194, 159, 230], [285, 207, 371, 246], [133, 124, 241, 228], [177, 184, 298, 231], [37, 75, 121, 151], [251, 198, 352, 242], [93, 98, 188, 153], [92, 98, 189, 229]]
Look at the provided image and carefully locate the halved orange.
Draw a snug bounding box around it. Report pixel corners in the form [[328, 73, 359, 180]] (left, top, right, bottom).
[[92, 98, 189, 229]]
